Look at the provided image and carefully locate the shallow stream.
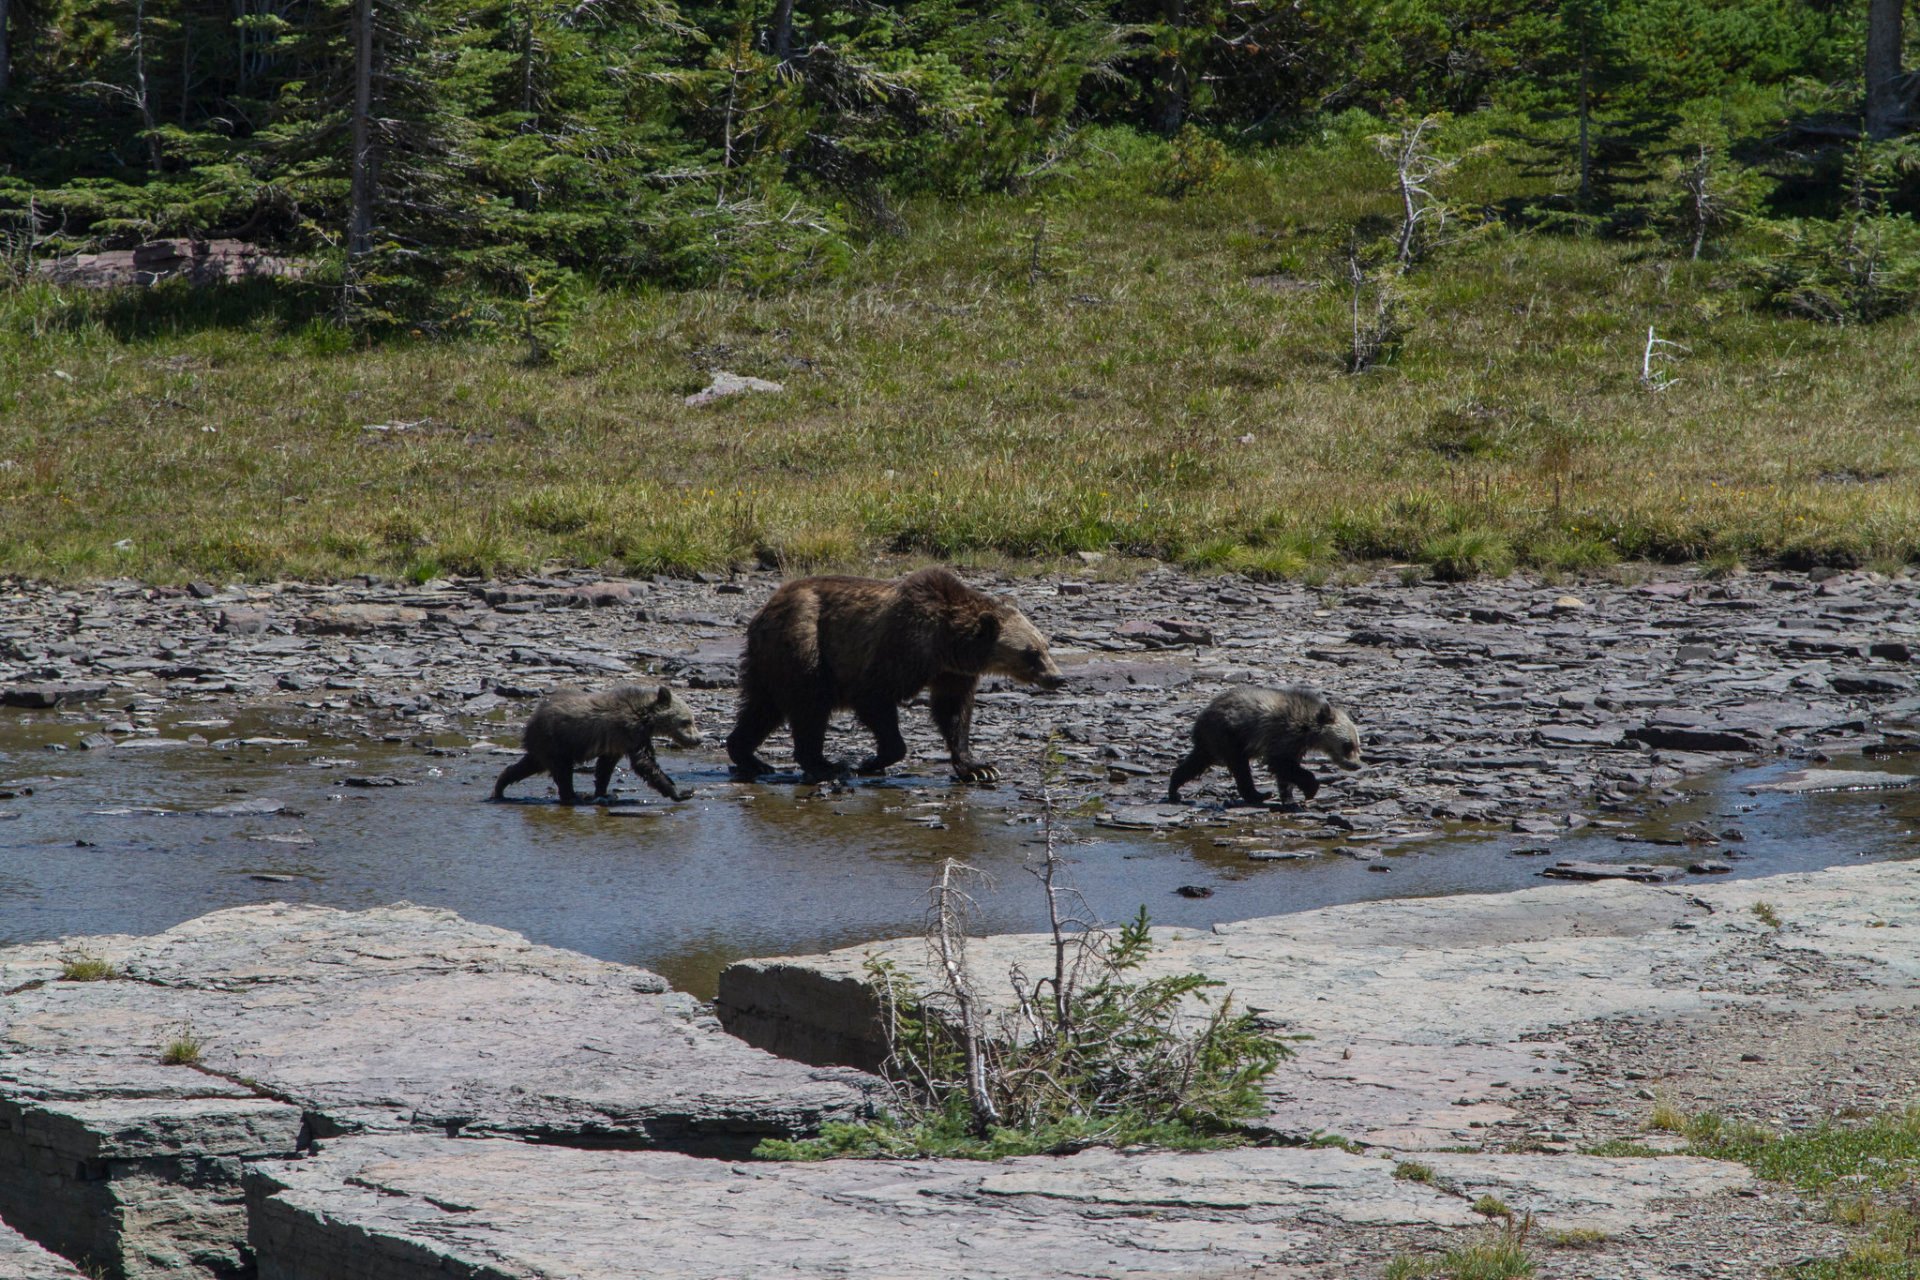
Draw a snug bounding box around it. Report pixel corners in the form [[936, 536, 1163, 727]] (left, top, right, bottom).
[[1, 710, 1915, 997]]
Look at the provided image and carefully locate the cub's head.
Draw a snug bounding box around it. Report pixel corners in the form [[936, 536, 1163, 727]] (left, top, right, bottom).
[[619, 684, 702, 747], [1311, 702, 1363, 771], [980, 603, 1066, 690]]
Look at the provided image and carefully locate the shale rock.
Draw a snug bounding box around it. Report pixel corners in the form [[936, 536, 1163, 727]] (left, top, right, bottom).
[[718, 862, 1920, 1150], [0, 905, 879, 1278], [243, 1134, 1749, 1280]]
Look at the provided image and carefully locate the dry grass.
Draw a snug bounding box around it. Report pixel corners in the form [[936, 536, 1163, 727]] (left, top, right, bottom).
[[4, 127, 1918, 583]]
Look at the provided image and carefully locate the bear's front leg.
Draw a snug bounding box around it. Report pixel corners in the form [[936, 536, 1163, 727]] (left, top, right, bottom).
[[930, 674, 997, 782], [1226, 753, 1271, 806], [1272, 758, 1321, 804], [628, 745, 693, 801]]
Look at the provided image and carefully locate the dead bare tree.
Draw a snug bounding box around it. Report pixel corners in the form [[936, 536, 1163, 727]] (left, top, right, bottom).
[[927, 858, 999, 1136]]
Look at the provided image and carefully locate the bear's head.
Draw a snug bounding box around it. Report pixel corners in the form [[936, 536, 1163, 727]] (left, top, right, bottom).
[[974, 604, 1066, 689], [1311, 702, 1363, 771], [623, 684, 702, 747]]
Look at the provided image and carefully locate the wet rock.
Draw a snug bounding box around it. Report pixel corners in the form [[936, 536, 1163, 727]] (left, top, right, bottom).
[[203, 798, 287, 816], [684, 370, 784, 407], [3, 681, 113, 708], [1750, 768, 1914, 794], [1625, 718, 1763, 753], [341, 775, 410, 788], [1541, 861, 1683, 883], [1869, 641, 1913, 663]]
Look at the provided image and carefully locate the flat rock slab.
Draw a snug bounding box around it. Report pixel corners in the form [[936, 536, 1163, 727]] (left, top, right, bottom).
[[0, 1220, 87, 1280], [718, 862, 1920, 1149], [0, 904, 878, 1278], [1749, 768, 1916, 794], [245, 1134, 1751, 1280]]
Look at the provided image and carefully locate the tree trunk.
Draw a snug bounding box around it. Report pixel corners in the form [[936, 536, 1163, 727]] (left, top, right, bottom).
[[0, 0, 11, 98], [348, 0, 374, 259], [1154, 0, 1187, 135], [767, 0, 792, 63], [1575, 29, 1591, 202], [134, 0, 164, 171], [1866, 0, 1904, 139]]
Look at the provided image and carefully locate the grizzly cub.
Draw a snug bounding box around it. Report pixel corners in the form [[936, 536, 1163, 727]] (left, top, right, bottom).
[[1166, 686, 1363, 806], [726, 567, 1066, 784], [492, 684, 702, 804]]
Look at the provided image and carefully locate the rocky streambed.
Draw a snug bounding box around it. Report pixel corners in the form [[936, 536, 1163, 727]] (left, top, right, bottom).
[[2, 564, 1919, 1278], [2, 564, 1919, 993]]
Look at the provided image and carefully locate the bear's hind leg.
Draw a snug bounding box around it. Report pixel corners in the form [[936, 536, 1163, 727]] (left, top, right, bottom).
[[592, 755, 618, 799], [1166, 747, 1211, 803], [854, 700, 908, 775], [548, 759, 582, 805], [726, 694, 786, 779], [492, 753, 543, 800]]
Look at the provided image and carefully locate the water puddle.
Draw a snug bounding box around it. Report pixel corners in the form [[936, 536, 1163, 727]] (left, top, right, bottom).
[[1, 708, 1915, 998]]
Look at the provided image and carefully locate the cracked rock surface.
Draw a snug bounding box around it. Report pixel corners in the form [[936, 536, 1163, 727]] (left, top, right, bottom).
[[243, 1133, 1751, 1280], [0, 904, 878, 1278], [718, 861, 1920, 1150]]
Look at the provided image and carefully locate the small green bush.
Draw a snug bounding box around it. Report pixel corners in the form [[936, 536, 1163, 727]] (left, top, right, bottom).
[[1423, 529, 1515, 581], [59, 954, 120, 982]]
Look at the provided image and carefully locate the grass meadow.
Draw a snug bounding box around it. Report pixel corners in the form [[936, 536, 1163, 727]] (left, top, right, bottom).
[[4, 123, 1918, 584]]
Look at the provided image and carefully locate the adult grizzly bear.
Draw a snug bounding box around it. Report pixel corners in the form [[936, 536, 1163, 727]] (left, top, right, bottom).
[[726, 567, 1065, 784], [493, 684, 701, 804], [1166, 686, 1363, 806]]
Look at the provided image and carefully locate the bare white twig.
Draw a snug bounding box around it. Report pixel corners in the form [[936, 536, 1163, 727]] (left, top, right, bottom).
[[1640, 325, 1689, 391]]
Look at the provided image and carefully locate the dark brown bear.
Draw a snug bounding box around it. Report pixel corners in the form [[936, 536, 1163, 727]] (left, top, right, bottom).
[[726, 567, 1066, 784], [492, 684, 702, 804], [1166, 686, 1363, 806]]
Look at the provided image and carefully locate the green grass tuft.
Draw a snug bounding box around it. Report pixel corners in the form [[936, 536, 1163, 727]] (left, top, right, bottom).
[[58, 954, 120, 982]]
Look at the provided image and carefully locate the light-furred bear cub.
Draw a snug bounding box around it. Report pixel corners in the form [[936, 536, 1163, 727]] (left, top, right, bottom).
[[493, 684, 702, 804], [1166, 686, 1362, 806]]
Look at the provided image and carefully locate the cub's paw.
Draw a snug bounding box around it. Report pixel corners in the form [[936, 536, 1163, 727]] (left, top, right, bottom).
[[1230, 792, 1272, 808], [855, 757, 894, 776], [670, 787, 695, 801], [956, 763, 1001, 784]]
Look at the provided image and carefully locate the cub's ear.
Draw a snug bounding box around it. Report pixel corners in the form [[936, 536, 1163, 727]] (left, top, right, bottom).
[[1316, 702, 1337, 725], [974, 612, 1003, 646], [654, 686, 674, 707]]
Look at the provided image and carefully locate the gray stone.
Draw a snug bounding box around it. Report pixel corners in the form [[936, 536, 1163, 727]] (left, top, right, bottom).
[[295, 604, 428, 635], [0, 1219, 87, 1279], [1, 906, 880, 1277], [718, 863, 1920, 1149], [683, 371, 784, 407], [1830, 670, 1915, 696], [244, 1134, 1748, 1280], [1750, 768, 1915, 794], [2, 681, 113, 708]]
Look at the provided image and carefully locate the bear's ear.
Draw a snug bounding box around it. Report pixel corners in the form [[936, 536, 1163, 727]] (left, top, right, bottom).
[[654, 686, 673, 707], [974, 612, 1003, 646], [1316, 702, 1337, 725]]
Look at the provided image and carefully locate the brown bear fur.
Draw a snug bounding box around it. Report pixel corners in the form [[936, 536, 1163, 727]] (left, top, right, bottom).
[[726, 567, 1065, 783], [1166, 686, 1363, 806], [493, 684, 702, 804]]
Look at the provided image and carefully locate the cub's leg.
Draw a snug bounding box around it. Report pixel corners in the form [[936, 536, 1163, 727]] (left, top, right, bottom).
[[548, 757, 582, 805], [592, 755, 619, 800], [492, 753, 543, 800], [627, 744, 692, 801], [1166, 747, 1212, 802], [1226, 750, 1271, 806], [1270, 757, 1320, 804], [930, 673, 996, 783], [854, 700, 908, 775]]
